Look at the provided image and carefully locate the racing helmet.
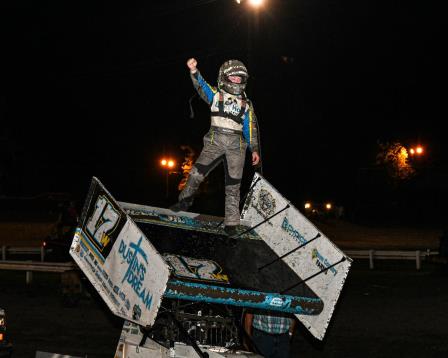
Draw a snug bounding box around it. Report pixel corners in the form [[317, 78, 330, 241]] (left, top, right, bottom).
[[218, 60, 249, 95]]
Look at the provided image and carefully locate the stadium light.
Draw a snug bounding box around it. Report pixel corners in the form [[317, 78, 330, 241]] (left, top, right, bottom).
[[235, 0, 265, 7], [248, 0, 264, 7], [161, 158, 176, 168], [409, 145, 424, 156]]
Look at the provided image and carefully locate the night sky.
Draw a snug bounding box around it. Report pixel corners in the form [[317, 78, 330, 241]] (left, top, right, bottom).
[[0, 0, 445, 224]]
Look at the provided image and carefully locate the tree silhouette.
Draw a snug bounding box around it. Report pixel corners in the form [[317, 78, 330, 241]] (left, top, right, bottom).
[[376, 141, 415, 181]]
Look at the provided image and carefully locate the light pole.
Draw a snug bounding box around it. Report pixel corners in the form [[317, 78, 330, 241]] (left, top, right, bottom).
[[160, 158, 177, 198]]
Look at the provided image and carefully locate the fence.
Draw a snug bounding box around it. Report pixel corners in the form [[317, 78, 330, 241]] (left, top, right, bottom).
[[1, 245, 46, 262], [345, 249, 439, 270], [0, 247, 442, 286], [0, 260, 77, 284]]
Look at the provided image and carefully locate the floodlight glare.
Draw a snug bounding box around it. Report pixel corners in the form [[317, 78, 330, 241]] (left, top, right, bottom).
[[248, 0, 264, 7]]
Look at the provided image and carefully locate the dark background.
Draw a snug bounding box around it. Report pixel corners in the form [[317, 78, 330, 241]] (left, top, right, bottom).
[[1, 0, 445, 225]]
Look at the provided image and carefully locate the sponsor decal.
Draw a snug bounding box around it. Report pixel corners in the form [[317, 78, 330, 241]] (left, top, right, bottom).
[[118, 238, 153, 310], [312, 248, 338, 276], [281, 217, 307, 245], [160, 214, 198, 228], [224, 97, 241, 116], [269, 297, 285, 307], [125, 208, 159, 217], [163, 254, 230, 284], [249, 188, 277, 225]]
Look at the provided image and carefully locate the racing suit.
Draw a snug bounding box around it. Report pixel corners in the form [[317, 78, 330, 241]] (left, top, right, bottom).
[[178, 70, 260, 227]]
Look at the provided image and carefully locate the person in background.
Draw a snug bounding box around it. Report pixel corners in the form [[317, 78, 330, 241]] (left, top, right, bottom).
[[243, 310, 297, 358]]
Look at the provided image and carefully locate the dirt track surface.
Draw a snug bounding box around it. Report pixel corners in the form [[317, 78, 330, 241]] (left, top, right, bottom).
[[313, 219, 442, 251], [1, 260, 447, 358], [292, 262, 448, 358]]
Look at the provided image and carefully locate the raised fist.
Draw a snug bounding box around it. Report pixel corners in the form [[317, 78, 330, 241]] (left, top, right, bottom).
[[186, 58, 198, 73]]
